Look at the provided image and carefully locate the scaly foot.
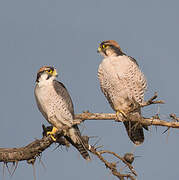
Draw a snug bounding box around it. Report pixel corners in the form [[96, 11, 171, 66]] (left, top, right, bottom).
[[47, 126, 58, 141], [116, 110, 127, 119]]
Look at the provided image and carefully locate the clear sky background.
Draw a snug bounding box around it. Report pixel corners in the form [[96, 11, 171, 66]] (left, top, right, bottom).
[[0, 0, 179, 179]]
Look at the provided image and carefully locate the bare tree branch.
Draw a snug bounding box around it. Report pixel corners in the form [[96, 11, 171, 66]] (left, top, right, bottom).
[[0, 130, 137, 180], [0, 129, 68, 163], [0, 94, 178, 180], [141, 92, 165, 107], [170, 113, 179, 122], [89, 146, 136, 180], [1, 111, 179, 163], [75, 112, 179, 128], [0, 136, 53, 163]]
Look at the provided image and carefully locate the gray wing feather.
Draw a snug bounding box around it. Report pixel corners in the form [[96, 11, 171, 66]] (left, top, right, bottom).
[[53, 80, 74, 116], [53, 81, 91, 160], [53, 80, 74, 126], [128, 56, 139, 66]]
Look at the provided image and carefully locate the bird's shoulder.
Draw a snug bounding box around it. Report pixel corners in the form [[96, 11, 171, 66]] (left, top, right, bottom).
[[53, 80, 68, 92], [128, 56, 139, 67], [52, 80, 73, 101]]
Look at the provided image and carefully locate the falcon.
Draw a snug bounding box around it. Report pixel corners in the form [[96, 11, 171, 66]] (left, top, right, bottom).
[[97, 40, 148, 145], [34, 66, 90, 160]]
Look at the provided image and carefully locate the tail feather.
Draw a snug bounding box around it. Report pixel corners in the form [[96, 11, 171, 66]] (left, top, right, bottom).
[[73, 140, 91, 161], [123, 112, 146, 145], [123, 121, 144, 145], [65, 125, 91, 161]]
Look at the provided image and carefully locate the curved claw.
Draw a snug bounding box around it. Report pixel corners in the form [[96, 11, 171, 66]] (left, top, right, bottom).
[[47, 127, 58, 141], [116, 110, 127, 119]]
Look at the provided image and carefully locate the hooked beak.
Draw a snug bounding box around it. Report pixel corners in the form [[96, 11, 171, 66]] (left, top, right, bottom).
[[97, 46, 102, 53], [53, 69, 58, 77]]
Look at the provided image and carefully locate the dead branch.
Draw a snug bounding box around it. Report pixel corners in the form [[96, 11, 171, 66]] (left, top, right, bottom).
[[98, 150, 137, 176], [170, 113, 179, 122], [74, 112, 179, 128], [0, 130, 66, 163], [89, 146, 136, 180], [0, 93, 178, 180], [2, 114, 179, 163], [0, 136, 53, 163], [0, 128, 137, 180], [73, 91, 177, 129], [141, 92, 165, 107]]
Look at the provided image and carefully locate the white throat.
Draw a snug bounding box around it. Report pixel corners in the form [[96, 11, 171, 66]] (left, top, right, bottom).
[[37, 74, 55, 87], [100, 49, 117, 58], [105, 49, 118, 57]]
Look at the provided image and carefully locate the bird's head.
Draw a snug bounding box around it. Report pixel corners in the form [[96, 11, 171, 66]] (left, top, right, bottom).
[[36, 66, 58, 83], [97, 40, 124, 57]]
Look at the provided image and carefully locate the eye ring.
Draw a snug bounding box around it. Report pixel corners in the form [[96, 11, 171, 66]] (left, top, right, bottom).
[[102, 44, 109, 49], [46, 69, 53, 73]]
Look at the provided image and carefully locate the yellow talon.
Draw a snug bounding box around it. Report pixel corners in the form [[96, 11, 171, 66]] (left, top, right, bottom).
[[47, 126, 58, 141], [116, 110, 127, 119]]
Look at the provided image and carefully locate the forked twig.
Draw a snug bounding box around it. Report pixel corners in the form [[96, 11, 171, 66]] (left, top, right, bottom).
[[141, 92, 164, 107], [89, 146, 136, 180]]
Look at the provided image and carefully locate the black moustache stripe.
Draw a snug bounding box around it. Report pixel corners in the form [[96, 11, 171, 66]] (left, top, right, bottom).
[[47, 74, 52, 80], [36, 71, 43, 82]]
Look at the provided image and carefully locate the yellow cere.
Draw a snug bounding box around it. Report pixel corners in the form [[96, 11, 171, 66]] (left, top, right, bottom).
[[98, 46, 102, 52], [52, 69, 58, 76]]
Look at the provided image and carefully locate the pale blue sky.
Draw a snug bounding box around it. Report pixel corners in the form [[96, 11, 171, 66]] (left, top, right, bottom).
[[0, 0, 179, 179]]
